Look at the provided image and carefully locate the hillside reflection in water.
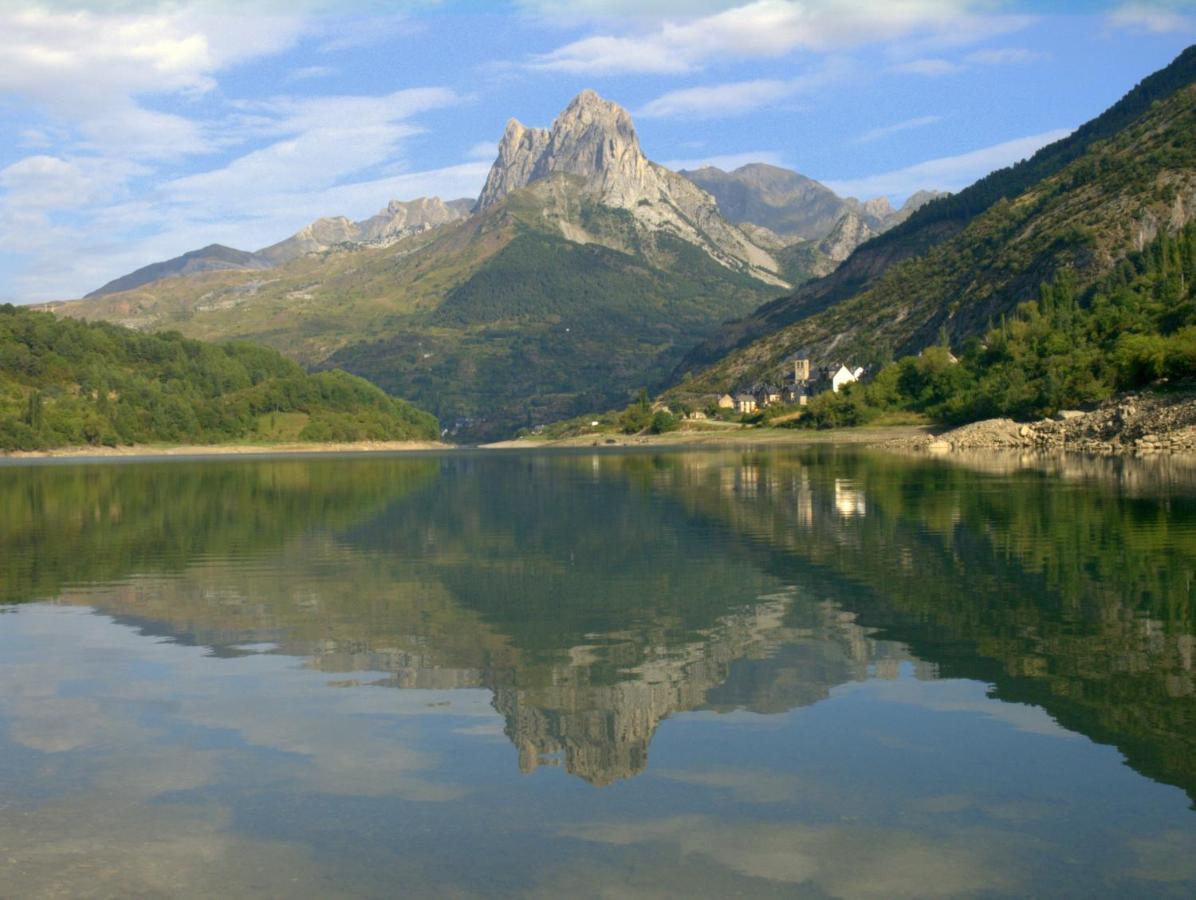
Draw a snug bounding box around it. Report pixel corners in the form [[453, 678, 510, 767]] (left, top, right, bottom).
[[0, 448, 1193, 896]]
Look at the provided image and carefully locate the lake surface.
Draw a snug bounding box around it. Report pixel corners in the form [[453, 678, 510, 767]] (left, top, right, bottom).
[[1, 447, 1195, 897]]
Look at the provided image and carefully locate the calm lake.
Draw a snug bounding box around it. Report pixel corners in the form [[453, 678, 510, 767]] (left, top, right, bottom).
[[1, 447, 1195, 897]]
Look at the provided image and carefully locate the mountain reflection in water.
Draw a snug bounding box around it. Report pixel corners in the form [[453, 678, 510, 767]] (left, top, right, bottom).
[[0, 449, 1194, 896]]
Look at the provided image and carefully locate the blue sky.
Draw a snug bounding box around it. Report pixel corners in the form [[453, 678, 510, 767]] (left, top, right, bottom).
[[1, 1, 1194, 302]]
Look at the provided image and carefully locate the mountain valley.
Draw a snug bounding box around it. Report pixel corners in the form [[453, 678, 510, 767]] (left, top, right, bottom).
[[55, 91, 916, 440]]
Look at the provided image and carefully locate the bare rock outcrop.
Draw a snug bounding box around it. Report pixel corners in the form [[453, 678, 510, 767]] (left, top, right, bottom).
[[473, 90, 787, 287], [258, 197, 472, 264], [819, 210, 878, 263], [897, 387, 1196, 457]]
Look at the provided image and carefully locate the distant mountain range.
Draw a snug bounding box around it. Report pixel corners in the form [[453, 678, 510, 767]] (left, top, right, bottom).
[[57, 89, 940, 440], [85, 197, 475, 298], [682, 163, 941, 241]]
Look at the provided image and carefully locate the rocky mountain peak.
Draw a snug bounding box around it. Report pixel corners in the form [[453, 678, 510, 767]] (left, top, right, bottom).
[[862, 196, 894, 220], [258, 197, 470, 265], [471, 90, 787, 286], [475, 90, 650, 211]]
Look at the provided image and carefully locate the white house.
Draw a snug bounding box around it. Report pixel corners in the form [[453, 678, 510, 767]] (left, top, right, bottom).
[[830, 365, 864, 393]]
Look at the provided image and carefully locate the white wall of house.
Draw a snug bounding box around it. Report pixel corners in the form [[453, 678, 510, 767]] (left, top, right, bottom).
[[831, 366, 858, 393]]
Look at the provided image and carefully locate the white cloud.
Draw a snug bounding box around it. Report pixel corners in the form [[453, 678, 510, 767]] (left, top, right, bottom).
[[891, 44, 1043, 77], [824, 128, 1072, 202], [165, 88, 458, 207], [0, 62, 468, 300], [855, 114, 943, 144], [287, 65, 336, 81], [639, 57, 853, 118], [314, 13, 421, 52], [893, 57, 963, 76], [0, 7, 308, 159], [965, 47, 1043, 65], [1107, 3, 1196, 34], [663, 151, 784, 171], [528, 0, 1023, 74], [466, 141, 498, 159], [0, 155, 147, 258], [640, 79, 799, 116]]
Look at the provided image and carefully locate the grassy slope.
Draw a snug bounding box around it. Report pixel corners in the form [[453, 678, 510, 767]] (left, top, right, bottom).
[[671, 64, 1196, 397]]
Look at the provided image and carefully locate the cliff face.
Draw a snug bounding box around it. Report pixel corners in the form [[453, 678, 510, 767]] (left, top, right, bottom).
[[476, 90, 658, 212], [473, 90, 787, 287]]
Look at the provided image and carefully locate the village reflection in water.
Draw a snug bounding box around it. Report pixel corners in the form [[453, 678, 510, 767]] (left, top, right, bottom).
[[1, 448, 1194, 895]]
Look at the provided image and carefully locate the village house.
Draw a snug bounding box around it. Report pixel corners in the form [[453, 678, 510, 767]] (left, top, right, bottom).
[[718, 356, 864, 415], [830, 364, 865, 393], [733, 393, 758, 414], [755, 384, 782, 406]]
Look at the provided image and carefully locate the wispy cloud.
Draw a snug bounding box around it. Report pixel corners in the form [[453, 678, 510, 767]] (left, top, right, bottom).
[[0, 7, 308, 160], [893, 44, 1045, 77], [287, 65, 336, 82], [0, 76, 468, 300], [466, 141, 498, 159], [824, 128, 1073, 202], [640, 79, 801, 117], [639, 58, 853, 118], [527, 0, 1015, 74], [965, 47, 1043, 65], [1107, 2, 1195, 34], [854, 114, 943, 144], [892, 57, 963, 76]]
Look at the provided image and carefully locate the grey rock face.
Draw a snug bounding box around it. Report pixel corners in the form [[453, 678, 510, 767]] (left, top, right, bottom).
[[258, 197, 472, 265], [475, 90, 652, 211], [475, 119, 551, 212], [357, 196, 474, 243], [474, 90, 787, 286], [683, 163, 854, 241], [683, 163, 948, 247], [818, 211, 878, 263]]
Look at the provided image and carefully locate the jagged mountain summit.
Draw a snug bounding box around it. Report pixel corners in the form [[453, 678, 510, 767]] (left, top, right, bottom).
[[681, 163, 945, 280], [258, 196, 474, 265], [473, 89, 786, 286]]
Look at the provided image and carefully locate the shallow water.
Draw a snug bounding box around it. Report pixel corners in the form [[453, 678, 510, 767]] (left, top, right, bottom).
[[1, 447, 1194, 897]]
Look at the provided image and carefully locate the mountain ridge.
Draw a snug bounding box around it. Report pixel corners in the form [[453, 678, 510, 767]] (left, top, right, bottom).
[[55, 91, 791, 439], [667, 44, 1196, 399], [673, 44, 1196, 384]]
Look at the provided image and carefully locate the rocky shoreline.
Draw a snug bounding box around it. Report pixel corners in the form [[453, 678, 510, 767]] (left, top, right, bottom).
[[893, 388, 1196, 457]]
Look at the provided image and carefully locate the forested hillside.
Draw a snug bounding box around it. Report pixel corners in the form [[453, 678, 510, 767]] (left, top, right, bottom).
[[802, 222, 1196, 427], [676, 44, 1196, 379], [0, 305, 438, 450], [671, 45, 1196, 402]]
